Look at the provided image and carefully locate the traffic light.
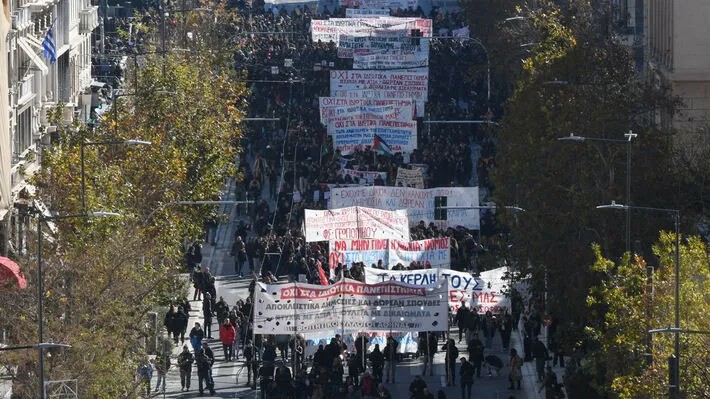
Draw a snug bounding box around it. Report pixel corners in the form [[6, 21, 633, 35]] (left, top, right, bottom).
[[434, 196, 447, 220]]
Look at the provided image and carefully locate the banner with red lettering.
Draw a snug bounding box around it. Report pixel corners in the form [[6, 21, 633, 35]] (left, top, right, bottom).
[[304, 206, 410, 242], [254, 279, 449, 334], [319, 98, 415, 124], [311, 18, 432, 45], [328, 238, 450, 268], [331, 119, 417, 155], [363, 266, 511, 314]]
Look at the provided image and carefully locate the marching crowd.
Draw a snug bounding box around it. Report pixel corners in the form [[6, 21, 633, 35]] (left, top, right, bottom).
[[127, 2, 560, 398]]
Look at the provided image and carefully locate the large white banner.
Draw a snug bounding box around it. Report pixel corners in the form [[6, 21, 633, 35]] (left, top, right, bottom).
[[319, 97, 415, 124], [330, 70, 428, 102], [328, 237, 450, 268], [304, 206, 410, 242], [329, 186, 480, 229], [331, 119, 417, 155], [364, 266, 511, 314], [338, 34, 429, 58], [353, 51, 429, 69], [311, 18, 432, 44], [253, 279, 449, 334]]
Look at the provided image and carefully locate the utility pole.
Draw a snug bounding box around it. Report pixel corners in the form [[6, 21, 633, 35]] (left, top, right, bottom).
[[160, 0, 167, 79]]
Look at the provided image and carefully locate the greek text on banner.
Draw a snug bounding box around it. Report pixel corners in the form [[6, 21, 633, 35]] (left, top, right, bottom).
[[304, 206, 410, 242], [254, 279, 449, 334]]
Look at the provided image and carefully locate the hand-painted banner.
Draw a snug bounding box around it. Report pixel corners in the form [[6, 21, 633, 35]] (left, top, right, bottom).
[[329, 186, 480, 229], [311, 18, 432, 44], [364, 266, 511, 314], [328, 237, 450, 268], [330, 70, 428, 102], [322, 104, 414, 134], [353, 51, 429, 69], [345, 8, 391, 17], [339, 168, 387, 184], [331, 119, 417, 155], [304, 206, 410, 242], [338, 34, 429, 58], [395, 166, 424, 188], [319, 97, 415, 124], [254, 279, 449, 334]]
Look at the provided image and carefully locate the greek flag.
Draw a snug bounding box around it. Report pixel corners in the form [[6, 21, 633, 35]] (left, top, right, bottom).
[[42, 25, 56, 64]]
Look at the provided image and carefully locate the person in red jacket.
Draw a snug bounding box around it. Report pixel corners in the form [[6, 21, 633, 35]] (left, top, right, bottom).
[[219, 319, 236, 361]]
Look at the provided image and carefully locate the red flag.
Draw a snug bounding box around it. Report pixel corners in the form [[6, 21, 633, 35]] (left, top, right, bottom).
[[316, 260, 329, 285]]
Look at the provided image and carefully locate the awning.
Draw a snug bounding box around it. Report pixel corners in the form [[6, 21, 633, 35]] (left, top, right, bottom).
[[0, 256, 27, 289], [17, 37, 49, 75]]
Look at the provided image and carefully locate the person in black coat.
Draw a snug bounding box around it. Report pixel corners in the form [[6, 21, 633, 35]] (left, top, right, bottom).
[[203, 293, 214, 339], [368, 344, 385, 382], [442, 339, 459, 386], [175, 306, 189, 344], [383, 336, 398, 383]]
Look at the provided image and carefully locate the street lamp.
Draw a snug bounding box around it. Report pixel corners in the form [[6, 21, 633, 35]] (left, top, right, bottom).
[[597, 202, 680, 398], [34, 209, 120, 399], [558, 130, 637, 256], [80, 139, 152, 213]]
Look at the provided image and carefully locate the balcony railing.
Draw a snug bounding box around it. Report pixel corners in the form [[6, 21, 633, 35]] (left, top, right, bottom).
[[79, 5, 99, 34]]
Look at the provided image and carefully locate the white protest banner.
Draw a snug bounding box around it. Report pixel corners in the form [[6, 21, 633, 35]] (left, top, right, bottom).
[[253, 279, 449, 334], [339, 168, 387, 184], [345, 8, 390, 17], [331, 119, 417, 155], [329, 186, 480, 229], [388, 237, 449, 267], [311, 18, 432, 44], [304, 206, 410, 242], [364, 266, 511, 313], [322, 104, 414, 134], [338, 34, 429, 58], [328, 237, 449, 268], [329, 90, 425, 115], [353, 51, 429, 69], [330, 70, 428, 102], [319, 97, 415, 124], [395, 166, 424, 188]]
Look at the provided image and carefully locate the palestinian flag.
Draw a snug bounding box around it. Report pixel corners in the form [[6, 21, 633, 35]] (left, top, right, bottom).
[[373, 134, 394, 157]]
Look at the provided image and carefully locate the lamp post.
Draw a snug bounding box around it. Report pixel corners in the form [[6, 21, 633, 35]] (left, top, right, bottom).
[[558, 131, 637, 257], [35, 210, 120, 399], [597, 201, 680, 398], [80, 139, 152, 213]]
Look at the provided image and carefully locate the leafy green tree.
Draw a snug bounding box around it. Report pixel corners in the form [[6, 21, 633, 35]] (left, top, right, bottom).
[[0, 4, 246, 397], [489, 0, 680, 324], [585, 234, 710, 399]]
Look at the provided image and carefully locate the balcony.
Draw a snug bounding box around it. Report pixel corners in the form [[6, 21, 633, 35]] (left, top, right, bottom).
[[79, 5, 99, 34], [11, 7, 31, 31]]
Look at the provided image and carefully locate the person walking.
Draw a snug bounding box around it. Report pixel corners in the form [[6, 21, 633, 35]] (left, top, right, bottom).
[[163, 305, 179, 343], [459, 357, 474, 399], [189, 322, 205, 353], [442, 338, 459, 386], [383, 336, 398, 384], [154, 351, 170, 394], [136, 358, 153, 397], [196, 347, 216, 395], [369, 344, 385, 382], [175, 305, 188, 344], [508, 348, 523, 390], [467, 335, 484, 378], [177, 345, 194, 392], [231, 235, 247, 277], [532, 337, 549, 382], [203, 292, 214, 339], [219, 319, 237, 361]]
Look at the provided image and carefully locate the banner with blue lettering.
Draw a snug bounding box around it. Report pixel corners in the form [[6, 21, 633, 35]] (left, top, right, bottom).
[[364, 266, 511, 314], [329, 238, 450, 268]]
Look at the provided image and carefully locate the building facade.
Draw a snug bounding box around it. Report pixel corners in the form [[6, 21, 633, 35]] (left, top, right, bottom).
[[2, 0, 98, 256], [645, 0, 710, 148]]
